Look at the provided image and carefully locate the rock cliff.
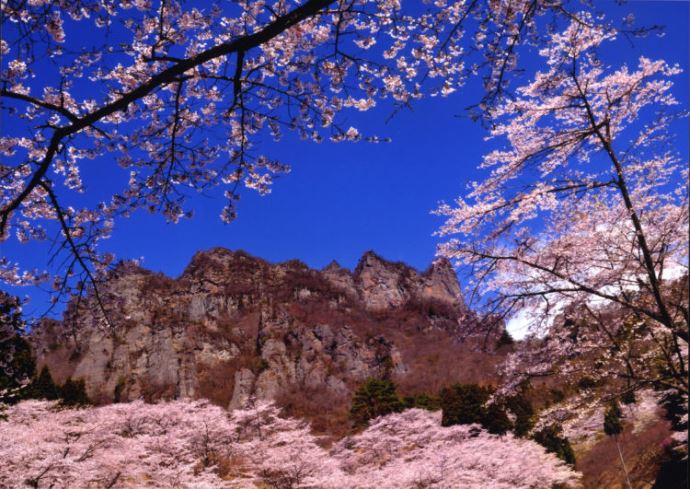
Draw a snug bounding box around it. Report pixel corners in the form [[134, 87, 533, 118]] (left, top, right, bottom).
[[32, 248, 503, 429]]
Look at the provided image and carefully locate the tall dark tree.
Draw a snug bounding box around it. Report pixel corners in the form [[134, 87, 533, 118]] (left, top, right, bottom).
[[60, 378, 90, 406], [604, 401, 632, 489], [0, 292, 34, 403], [28, 366, 60, 401], [505, 392, 535, 438], [440, 384, 492, 427], [481, 402, 512, 436], [531, 424, 576, 466], [350, 378, 402, 427]]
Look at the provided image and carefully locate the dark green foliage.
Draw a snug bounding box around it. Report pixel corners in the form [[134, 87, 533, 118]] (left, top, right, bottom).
[[350, 378, 403, 426], [658, 390, 688, 433], [401, 393, 440, 411], [496, 329, 515, 348], [0, 292, 35, 403], [505, 392, 535, 438], [482, 402, 512, 435], [653, 390, 689, 488], [532, 424, 576, 465], [60, 378, 90, 406], [439, 383, 514, 434], [0, 335, 35, 397], [27, 366, 60, 400], [603, 401, 624, 437], [440, 383, 492, 427]]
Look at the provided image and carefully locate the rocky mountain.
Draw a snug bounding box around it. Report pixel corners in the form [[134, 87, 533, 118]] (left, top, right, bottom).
[[31, 248, 505, 431]]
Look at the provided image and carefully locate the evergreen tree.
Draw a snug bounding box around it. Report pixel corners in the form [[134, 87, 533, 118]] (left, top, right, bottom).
[[603, 402, 624, 437], [28, 366, 60, 401], [439, 384, 492, 427], [505, 392, 535, 438], [0, 292, 35, 403], [350, 378, 403, 426], [481, 402, 512, 435], [60, 378, 90, 406], [532, 424, 576, 465], [604, 401, 632, 489], [401, 394, 440, 411]]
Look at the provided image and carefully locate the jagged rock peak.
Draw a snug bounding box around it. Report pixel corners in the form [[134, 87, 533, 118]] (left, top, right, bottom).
[[31, 247, 483, 413], [321, 260, 357, 298], [353, 250, 408, 276], [182, 248, 265, 275], [350, 250, 465, 311], [322, 260, 345, 272], [420, 257, 464, 309]]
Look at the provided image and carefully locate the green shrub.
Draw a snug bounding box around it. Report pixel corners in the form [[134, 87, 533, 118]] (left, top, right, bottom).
[[532, 424, 576, 465], [0, 293, 35, 403], [440, 383, 520, 435], [401, 393, 440, 411], [603, 401, 623, 436], [482, 402, 512, 435], [440, 383, 492, 427], [60, 378, 90, 406], [350, 378, 403, 426], [27, 366, 60, 401], [505, 392, 535, 438]]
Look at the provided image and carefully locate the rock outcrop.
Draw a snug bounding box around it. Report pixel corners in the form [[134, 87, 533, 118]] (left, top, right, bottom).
[[32, 248, 502, 425]]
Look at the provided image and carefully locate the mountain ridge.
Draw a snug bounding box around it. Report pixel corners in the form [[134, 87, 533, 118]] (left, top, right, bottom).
[[30, 247, 504, 433]]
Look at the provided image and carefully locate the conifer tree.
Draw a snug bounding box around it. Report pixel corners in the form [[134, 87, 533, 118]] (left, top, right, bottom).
[[531, 424, 576, 466], [481, 402, 512, 436], [0, 292, 34, 403], [60, 378, 90, 406], [505, 392, 535, 438], [350, 378, 402, 427], [440, 384, 491, 427], [28, 366, 60, 401], [604, 401, 632, 489]]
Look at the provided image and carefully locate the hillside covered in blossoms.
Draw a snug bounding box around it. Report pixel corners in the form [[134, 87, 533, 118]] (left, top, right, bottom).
[[0, 400, 579, 488], [1, 0, 687, 487]]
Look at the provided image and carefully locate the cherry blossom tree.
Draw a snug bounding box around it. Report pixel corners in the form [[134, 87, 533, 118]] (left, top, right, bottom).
[[0, 399, 580, 488], [436, 13, 688, 405], [0, 0, 596, 305]]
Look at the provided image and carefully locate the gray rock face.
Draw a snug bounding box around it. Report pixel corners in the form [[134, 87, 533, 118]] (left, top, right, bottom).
[[31, 249, 489, 414], [353, 252, 465, 311]]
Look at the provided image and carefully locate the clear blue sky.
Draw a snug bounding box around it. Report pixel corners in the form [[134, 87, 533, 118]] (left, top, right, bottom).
[[2, 1, 688, 320]]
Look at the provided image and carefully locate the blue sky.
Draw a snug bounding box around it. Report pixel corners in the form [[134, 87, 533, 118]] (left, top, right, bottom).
[[2, 0, 688, 321]]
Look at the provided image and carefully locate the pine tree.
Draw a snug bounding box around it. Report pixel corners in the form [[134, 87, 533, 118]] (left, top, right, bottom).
[[532, 424, 576, 465], [505, 392, 535, 438], [440, 384, 491, 427], [60, 378, 90, 406], [604, 401, 632, 489], [0, 292, 35, 403], [481, 402, 513, 435], [28, 366, 60, 401], [350, 378, 403, 427], [401, 394, 440, 411]]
